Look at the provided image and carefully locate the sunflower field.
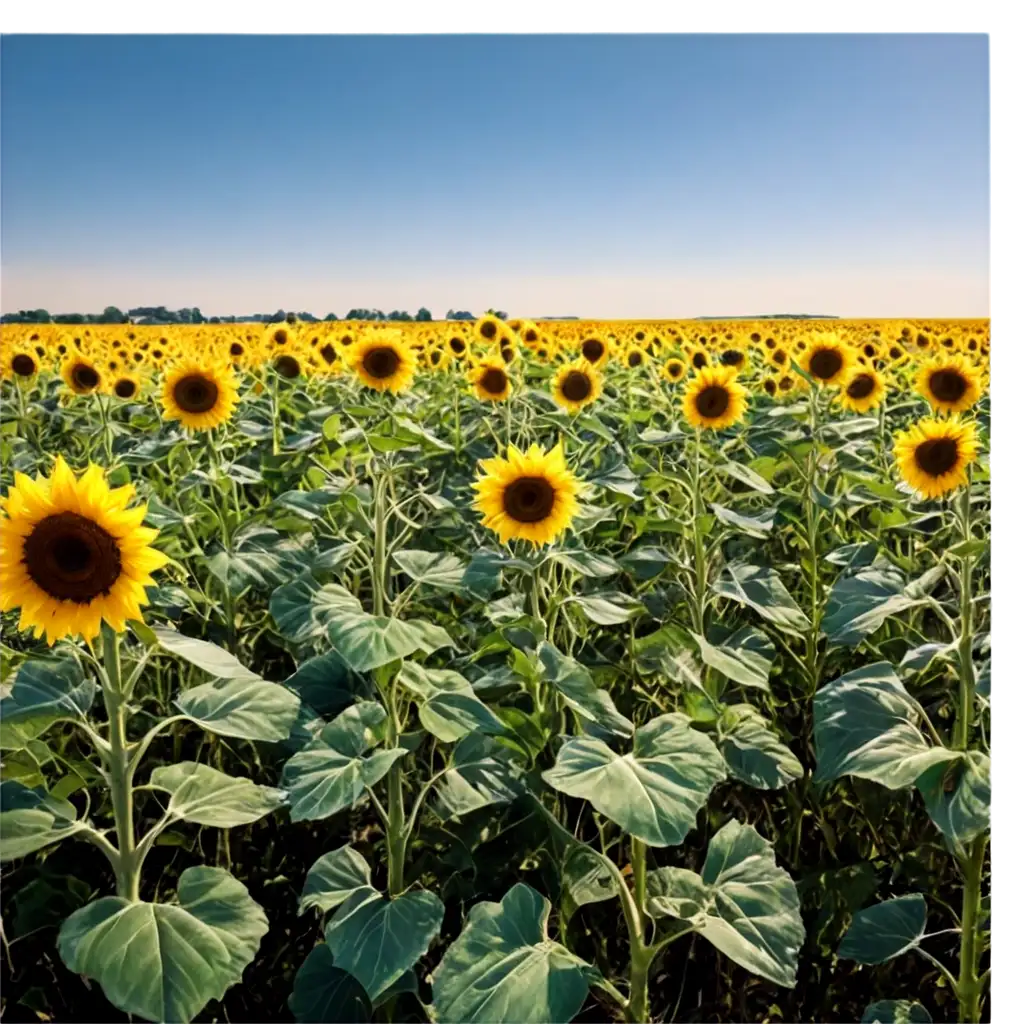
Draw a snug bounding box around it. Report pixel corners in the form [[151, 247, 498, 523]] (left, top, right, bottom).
[[0, 315, 991, 1024]]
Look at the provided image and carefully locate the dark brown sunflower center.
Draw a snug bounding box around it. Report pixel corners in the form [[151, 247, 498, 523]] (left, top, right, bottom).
[[320, 344, 338, 365], [480, 321, 498, 340], [230, 342, 245, 357], [914, 437, 959, 478], [114, 379, 137, 399], [23, 511, 122, 604], [12, 354, 36, 376], [72, 363, 100, 390], [480, 368, 508, 395], [809, 348, 843, 380], [274, 329, 288, 345], [275, 355, 301, 379], [627, 352, 642, 368], [581, 339, 604, 362], [863, 344, 876, 357], [928, 369, 968, 403], [846, 373, 876, 400], [173, 374, 220, 413], [764, 379, 777, 395], [499, 347, 514, 364], [503, 477, 556, 524], [779, 376, 794, 391], [692, 353, 708, 369], [363, 347, 399, 379], [524, 329, 538, 343], [449, 337, 466, 354], [560, 370, 593, 403], [772, 349, 788, 365], [668, 362, 682, 377], [695, 384, 731, 419], [720, 349, 744, 366]]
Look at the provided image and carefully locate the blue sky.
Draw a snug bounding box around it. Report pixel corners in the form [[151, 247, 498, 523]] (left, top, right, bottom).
[[0, 34, 989, 317]]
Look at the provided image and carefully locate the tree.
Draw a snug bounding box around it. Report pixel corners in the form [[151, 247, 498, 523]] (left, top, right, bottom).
[[102, 306, 127, 324], [446, 309, 475, 321], [415, 307, 432, 322], [324, 312, 338, 321]]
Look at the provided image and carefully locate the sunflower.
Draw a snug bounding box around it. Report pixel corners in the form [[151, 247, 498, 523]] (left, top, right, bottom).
[[580, 336, 609, 368], [622, 345, 647, 370], [552, 359, 602, 413], [916, 355, 982, 414], [474, 314, 504, 346], [348, 334, 415, 393], [839, 367, 886, 413], [110, 372, 142, 401], [682, 365, 747, 430], [470, 358, 511, 402], [447, 334, 470, 360], [3, 348, 40, 382], [271, 352, 308, 379], [473, 441, 580, 547], [62, 355, 103, 395], [718, 348, 747, 371], [161, 360, 239, 431], [800, 336, 853, 385], [893, 417, 979, 499], [0, 457, 168, 645], [661, 357, 686, 383]]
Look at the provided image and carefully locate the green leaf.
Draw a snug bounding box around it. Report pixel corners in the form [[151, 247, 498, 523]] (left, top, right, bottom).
[[825, 542, 877, 570], [207, 525, 312, 595], [838, 894, 927, 964], [175, 677, 300, 741], [646, 820, 804, 987], [536, 642, 633, 740], [284, 651, 363, 717], [396, 662, 506, 743], [393, 549, 467, 593], [151, 626, 262, 682], [58, 866, 268, 1023], [565, 592, 644, 626], [861, 999, 932, 1023], [900, 643, 954, 674], [0, 658, 96, 748], [823, 566, 919, 647], [561, 844, 618, 914], [150, 763, 286, 828], [720, 459, 774, 494], [813, 662, 958, 789], [720, 705, 803, 790], [916, 751, 990, 852], [548, 550, 620, 578], [270, 575, 333, 644], [692, 626, 775, 690], [542, 713, 727, 846], [712, 563, 810, 637], [288, 944, 372, 1023], [432, 733, 524, 821], [0, 780, 89, 862], [432, 883, 594, 1024], [299, 844, 373, 915], [323, 877, 443, 1001], [710, 503, 776, 537]]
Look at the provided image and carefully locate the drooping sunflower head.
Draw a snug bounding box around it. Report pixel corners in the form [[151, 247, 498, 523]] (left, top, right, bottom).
[[682, 365, 748, 430], [348, 333, 416, 394], [552, 359, 602, 413], [893, 416, 980, 500], [0, 457, 169, 645], [839, 367, 886, 413], [470, 358, 512, 402], [61, 355, 103, 396], [916, 354, 982, 414], [800, 336, 853, 386], [661, 357, 686, 383], [161, 360, 239, 431], [472, 440, 580, 547]]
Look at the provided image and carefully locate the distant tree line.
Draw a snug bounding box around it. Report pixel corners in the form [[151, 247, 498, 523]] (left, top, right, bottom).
[[0, 306, 510, 325]]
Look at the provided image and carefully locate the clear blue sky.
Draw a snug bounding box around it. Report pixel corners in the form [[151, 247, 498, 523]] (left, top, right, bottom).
[[0, 34, 989, 318]]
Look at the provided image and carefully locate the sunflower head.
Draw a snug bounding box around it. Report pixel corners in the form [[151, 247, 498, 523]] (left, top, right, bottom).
[[161, 360, 239, 431], [661, 357, 686, 383], [839, 367, 886, 413], [718, 348, 746, 371], [474, 315, 504, 346], [348, 333, 415, 394], [893, 416, 980, 500], [0, 457, 168, 645], [62, 356, 103, 395], [111, 373, 142, 401], [552, 359, 602, 413], [4, 349, 39, 382], [682, 365, 748, 430], [800, 336, 853, 385], [916, 354, 982, 414], [473, 441, 580, 548], [580, 336, 609, 367], [470, 358, 512, 402], [623, 345, 647, 370]]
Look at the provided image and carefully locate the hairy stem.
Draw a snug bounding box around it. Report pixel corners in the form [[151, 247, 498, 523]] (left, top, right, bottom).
[[957, 833, 988, 1023]]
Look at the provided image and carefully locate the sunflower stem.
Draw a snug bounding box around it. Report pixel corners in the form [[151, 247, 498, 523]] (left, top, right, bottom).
[[270, 372, 282, 456], [803, 386, 823, 691], [690, 429, 707, 635], [953, 476, 975, 751], [956, 833, 988, 1023]]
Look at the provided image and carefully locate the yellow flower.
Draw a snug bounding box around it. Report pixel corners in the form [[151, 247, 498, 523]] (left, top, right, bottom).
[[839, 367, 886, 413], [161, 360, 239, 431], [0, 457, 168, 644], [661, 357, 686, 383], [3, 348, 39, 382], [473, 441, 580, 547], [62, 356, 103, 395], [800, 336, 853, 385], [110, 372, 142, 401], [552, 359, 602, 413], [916, 354, 982, 414], [682, 366, 747, 430], [470, 358, 512, 402], [579, 336, 610, 368], [348, 333, 415, 393], [893, 416, 979, 499]]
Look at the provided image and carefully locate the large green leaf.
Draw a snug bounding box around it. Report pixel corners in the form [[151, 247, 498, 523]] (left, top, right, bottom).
[[813, 663, 958, 789], [299, 844, 372, 915], [719, 705, 803, 790], [392, 549, 467, 593], [861, 1000, 932, 1023], [542, 713, 727, 846], [269, 575, 338, 644], [150, 763, 286, 828], [396, 662, 506, 743], [838, 894, 927, 964], [288, 944, 372, 1023], [432, 733, 524, 821], [712, 563, 810, 637], [692, 626, 775, 690], [646, 820, 804, 987], [536, 642, 633, 740], [151, 626, 261, 683], [710, 503, 776, 537], [432, 883, 594, 1024], [566, 591, 645, 625], [548, 550, 620, 578], [58, 866, 268, 1023], [175, 677, 300, 741], [284, 651, 364, 717], [916, 751, 990, 852], [0, 658, 96, 747], [822, 566, 919, 647], [207, 525, 312, 596], [561, 844, 618, 914], [0, 779, 90, 862], [720, 459, 774, 494]]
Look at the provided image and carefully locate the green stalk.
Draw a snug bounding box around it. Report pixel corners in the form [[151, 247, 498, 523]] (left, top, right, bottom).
[[206, 431, 237, 651], [804, 387, 822, 689], [372, 468, 389, 617], [453, 385, 462, 458], [956, 833, 988, 1023], [690, 429, 707, 635], [100, 628, 140, 901], [630, 835, 650, 938], [270, 373, 282, 456], [953, 482, 975, 751], [97, 393, 114, 465]]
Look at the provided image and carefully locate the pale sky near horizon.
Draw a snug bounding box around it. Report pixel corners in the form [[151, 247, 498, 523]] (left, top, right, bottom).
[[0, 34, 989, 319]]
